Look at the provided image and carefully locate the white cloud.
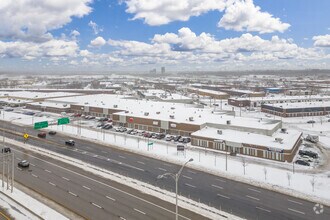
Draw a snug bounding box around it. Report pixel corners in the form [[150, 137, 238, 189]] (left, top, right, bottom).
[[122, 0, 289, 34], [70, 30, 80, 38], [0, 39, 79, 60], [219, 0, 290, 33], [313, 35, 330, 47], [123, 0, 227, 26], [88, 21, 103, 35], [90, 36, 106, 47], [0, 0, 92, 41]]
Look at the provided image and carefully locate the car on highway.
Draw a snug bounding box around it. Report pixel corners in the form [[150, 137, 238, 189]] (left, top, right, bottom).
[[48, 131, 57, 135], [2, 147, 11, 153], [307, 120, 315, 124], [65, 140, 75, 146], [18, 160, 30, 168], [37, 132, 46, 138], [295, 159, 310, 166]]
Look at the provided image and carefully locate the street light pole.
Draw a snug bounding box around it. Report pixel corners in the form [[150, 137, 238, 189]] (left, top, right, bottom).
[[158, 158, 194, 220]]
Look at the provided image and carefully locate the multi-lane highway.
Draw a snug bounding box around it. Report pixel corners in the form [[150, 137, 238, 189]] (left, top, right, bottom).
[[8, 145, 209, 220], [1, 120, 330, 220]]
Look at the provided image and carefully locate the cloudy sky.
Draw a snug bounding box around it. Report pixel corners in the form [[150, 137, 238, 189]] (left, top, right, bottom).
[[0, 0, 330, 72]]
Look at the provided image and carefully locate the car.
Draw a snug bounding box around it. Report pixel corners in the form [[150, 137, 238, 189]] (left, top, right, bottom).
[[97, 122, 105, 127], [127, 129, 134, 134], [102, 124, 113, 129], [307, 120, 315, 124], [37, 132, 46, 138], [173, 135, 182, 142], [48, 131, 56, 135], [300, 155, 313, 162], [65, 140, 75, 146], [157, 133, 166, 139], [2, 147, 11, 153], [299, 150, 318, 158], [130, 130, 138, 135], [183, 137, 191, 143], [328, 119, 330, 122], [18, 160, 30, 168], [295, 159, 310, 166], [165, 135, 173, 141]]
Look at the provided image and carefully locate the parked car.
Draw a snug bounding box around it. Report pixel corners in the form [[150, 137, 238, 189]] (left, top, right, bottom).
[[300, 155, 313, 162], [48, 131, 57, 135], [183, 137, 191, 143], [130, 130, 138, 135], [165, 135, 174, 141], [97, 122, 105, 127], [2, 147, 11, 153], [65, 140, 75, 146], [37, 132, 46, 138], [102, 124, 113, 129], [295, 159, 310, 166], [127, 129, 134, 134], [18, 160, 30, 168], [157, 133, 166, 139], [299, 150, 318, 158], [307, 120, 315, 124], [173, 135, 182, 142]]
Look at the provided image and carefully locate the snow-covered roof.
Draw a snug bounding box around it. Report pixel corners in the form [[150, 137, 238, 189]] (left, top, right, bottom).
[[231, 94, 330, 102], [191, 126, 302, 150], [267, 101, 330, 109], [0, 91, 79, 99]]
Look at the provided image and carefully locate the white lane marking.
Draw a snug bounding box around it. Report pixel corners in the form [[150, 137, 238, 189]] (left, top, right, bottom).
[[288, 199, 303, 205], [256, 207, 271, 212], [246, 195, 260, 201], [13, 149, 191, 220], [211, 184, 223, 190], [215, 178, 226, 183], [119, 155, 126, 159], [44, 169, 52, 173], [107, 158, 110, 161], [106, 196, 116, 201], [134, 208, 146, 215], [68, 191, 77, 197], [16, 157, 21, 160], [30, 163, 35, 167], [102, 151, 108, 154], [17, 167, 22, 171], [288, 208, 305, 215], [82, 151, 87, 154], [49, 182, 56, 186], [183, 175, 192, 180], [120, 217, 126, 220], [217, 194, 230, 199], [83, 185, 91, 190], [137, 161, 145, 165], [62, 177, 70, 181], [32, 174, 38, 178], [93, 155, 98, 158], [188, 170, 196, 174], [158, 167, 167, 172], [248, 188, 261, 193], [185, 183, 196, 188], [92, 202, 102, 209]]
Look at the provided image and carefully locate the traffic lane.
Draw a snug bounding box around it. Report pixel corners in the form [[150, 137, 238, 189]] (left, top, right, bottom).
[[16, 157, 173, 220], [3, 122, 330, 219], [12, 147, 209, 220]]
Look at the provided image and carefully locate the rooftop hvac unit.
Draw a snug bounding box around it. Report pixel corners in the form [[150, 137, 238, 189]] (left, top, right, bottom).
[[125, 110, 129, 113], [113, 104, 118, 108], [281, 128, 287, 133], [84, 102, 89, 105], [275, 138, 283, 143], [171, 107, 175, 110], [144, 112, 149, 116], [217, 130, 222, 135], [170, 115, 175, 119], [226, 120, 231, 125], [156, 111, 160, 114], [189, 117, 194, 121]]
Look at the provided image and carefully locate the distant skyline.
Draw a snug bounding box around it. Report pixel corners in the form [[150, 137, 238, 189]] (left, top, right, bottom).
[[0, 0, 330, 72]]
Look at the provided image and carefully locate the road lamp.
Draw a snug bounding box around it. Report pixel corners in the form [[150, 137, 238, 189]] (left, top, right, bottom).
[[157, 158, 193, 220]]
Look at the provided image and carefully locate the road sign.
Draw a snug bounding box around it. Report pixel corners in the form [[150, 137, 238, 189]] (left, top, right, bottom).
[[23, 133, 29, 139], [177, 144, 185, 151], [147, 142, 154, 146], [34, 121, 48, 129], [58, 117, 70, 125]]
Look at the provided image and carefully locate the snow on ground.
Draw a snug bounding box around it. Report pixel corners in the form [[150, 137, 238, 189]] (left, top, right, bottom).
[[0, 187, 69, 220], [2, 110, 330, 206]]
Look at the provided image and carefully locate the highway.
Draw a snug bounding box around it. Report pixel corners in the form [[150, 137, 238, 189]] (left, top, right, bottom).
[[7, 145, 209, 220], [1, 120, 330, 220]]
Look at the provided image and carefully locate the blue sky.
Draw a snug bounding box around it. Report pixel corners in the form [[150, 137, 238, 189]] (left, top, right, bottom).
[[0, 0, 330, 72]]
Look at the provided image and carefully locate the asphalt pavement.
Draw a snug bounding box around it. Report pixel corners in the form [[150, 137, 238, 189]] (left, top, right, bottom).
[[1, 121, 330, 220]]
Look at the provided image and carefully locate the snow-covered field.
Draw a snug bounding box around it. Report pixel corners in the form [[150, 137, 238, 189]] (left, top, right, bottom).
[[2, 110, 330, 206]]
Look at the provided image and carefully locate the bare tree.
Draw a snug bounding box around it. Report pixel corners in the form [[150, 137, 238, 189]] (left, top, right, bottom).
[[287, 173, 292, 186], [310, 176, 316, 192], [242, 158, 248, 175], [263, 167, 267, 181]]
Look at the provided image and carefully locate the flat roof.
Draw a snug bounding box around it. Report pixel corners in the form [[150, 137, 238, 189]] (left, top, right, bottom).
[[264, 101, 330, 109], [230, 94, 330, 102], [0, 91, 79, 99], [191, 126, 302, 150]]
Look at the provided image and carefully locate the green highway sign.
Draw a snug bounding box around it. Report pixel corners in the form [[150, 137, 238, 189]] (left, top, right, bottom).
[[34, 121, 48, 130], [147, 142, 154, 146], [58, 117, 70, 125]]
